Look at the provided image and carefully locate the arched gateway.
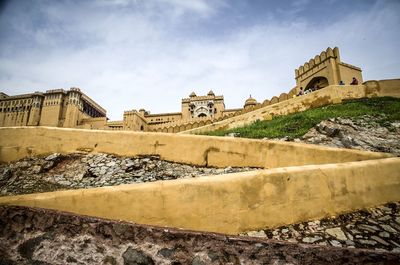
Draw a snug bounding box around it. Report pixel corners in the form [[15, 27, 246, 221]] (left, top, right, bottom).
[[294, 47, 363, 93]]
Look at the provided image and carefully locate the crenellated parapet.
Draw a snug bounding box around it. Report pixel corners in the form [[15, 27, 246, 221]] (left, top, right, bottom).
[[295, 47, 340, 79], [294, 47, 362, 93]]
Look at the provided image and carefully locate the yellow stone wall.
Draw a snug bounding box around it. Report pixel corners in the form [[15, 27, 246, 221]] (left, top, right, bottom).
[[78, 117, 108, 129], [295, 47, 362, 92], [0, 131, 398, 234], [0, 127, 390, 166], [145, 112, 182, 125]]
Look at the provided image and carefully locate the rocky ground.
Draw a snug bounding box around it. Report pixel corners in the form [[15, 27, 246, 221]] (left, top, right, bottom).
[[281, 115, 400, 155], [0, 152, 256, 196], [241, 202, 400, 253], [1, 205, 399, 265]]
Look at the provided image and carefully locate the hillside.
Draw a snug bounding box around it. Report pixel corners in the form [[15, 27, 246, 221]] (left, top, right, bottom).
[[203, 97, 400, 155]]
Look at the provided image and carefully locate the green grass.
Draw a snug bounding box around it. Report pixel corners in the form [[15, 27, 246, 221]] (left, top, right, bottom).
[[202, 97, 400, 139]]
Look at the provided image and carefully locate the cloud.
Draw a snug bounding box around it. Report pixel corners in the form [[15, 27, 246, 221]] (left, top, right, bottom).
[[0, 0, 399, 120]]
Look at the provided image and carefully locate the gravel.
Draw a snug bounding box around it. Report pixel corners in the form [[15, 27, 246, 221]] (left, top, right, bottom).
[[0, 152, 259, 196]]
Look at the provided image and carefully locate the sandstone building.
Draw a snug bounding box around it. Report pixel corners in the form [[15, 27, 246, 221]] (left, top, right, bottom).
[[0, 88, 106, 129], [119, 91, 247, 132], [0, 47, 362, 133]]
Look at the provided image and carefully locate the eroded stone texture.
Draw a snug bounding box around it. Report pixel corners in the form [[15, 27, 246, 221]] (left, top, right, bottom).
[[0, 153, 257, 197], [299, 115, 400, 155], [0, 206, 399, 265], [243, 202, 400, 253]]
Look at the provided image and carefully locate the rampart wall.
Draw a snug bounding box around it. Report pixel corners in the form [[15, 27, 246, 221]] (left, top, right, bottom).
[[0, 127, 390, 166], [181, 79, 400, 135]]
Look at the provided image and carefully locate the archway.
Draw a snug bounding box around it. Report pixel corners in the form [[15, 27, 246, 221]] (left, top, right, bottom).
[[197, 113, 207, 118], [305, 76, 329, 91]]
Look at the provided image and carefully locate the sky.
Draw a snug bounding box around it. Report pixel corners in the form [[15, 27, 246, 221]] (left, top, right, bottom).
[[0, 0, 399, 120]]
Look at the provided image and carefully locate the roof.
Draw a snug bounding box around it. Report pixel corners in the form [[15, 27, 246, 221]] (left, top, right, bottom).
[[244, 95, 257, 107]]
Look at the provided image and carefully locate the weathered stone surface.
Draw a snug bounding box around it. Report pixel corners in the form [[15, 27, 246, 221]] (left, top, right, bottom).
[[122, 247, 154, 265], [325, 227, 347, 241], [0, 153, 258, 197], [245, 202, 400, 252], [302, 236, 322, 243], [275, 115, 400, 155], [1, 205, 399, 265], [246, 230, 267, 238]]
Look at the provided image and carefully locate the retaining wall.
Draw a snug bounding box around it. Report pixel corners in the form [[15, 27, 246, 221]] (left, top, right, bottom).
[[0, 157, 399, 234], [1, 206, 398, 264], [0, 127, 390, 167]]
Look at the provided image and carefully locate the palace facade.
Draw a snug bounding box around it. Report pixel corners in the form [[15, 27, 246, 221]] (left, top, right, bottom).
[[0, 88, 106, 129]]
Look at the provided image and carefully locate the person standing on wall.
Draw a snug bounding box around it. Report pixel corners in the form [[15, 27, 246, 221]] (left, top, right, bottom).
[[350, 77, 359, 85]]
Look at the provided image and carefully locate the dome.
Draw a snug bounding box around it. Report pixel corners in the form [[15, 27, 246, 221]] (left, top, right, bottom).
[[244, 95, 257, 108], [207, 90, 215, 96], [189, 92, 197, 97]]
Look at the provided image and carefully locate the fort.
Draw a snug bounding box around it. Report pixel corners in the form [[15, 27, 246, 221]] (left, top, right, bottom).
[[1, 47, 364, 133], [0, 47, 399, 264]]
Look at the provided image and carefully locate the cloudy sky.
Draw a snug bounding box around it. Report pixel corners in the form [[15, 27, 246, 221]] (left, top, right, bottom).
[[0, 0, 399, 120]]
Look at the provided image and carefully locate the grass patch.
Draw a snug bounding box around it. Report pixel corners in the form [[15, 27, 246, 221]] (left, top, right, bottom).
[[202, 97, 400, 139]]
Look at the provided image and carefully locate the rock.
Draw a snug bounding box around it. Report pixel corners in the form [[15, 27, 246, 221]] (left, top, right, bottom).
[[122, 247, 154, 265], [377, 206, 392, 213], [307, 220, 320, 226], [192, 256, 206, 265], [58, 180, 71, 186], [358, 224, 380, 232], [45, 153, 61, 161], [392, 248, 400, 253], [330, 240, 342, 247], [389, 222, 400, 231], [300, 115, 400, 156], [379, 231, 390, 238], [302, 236, 322, 243], [359, 240, 377, 246], [325, 227, 347, 241], [106, 161, 116, 167], [42, 161, 55, 171], [371, 236, 389, 246], [247, 230, 267, 238], [157, 248, 174, 258], [0, 168, 12, 181], [345, 232, 354, 241], [380, 224, 397, 234], [31, 165, 42, 174], [224, 166, 233, 173], [378, 215, 391, 221]]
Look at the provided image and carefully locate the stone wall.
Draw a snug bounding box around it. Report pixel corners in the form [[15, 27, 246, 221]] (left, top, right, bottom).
[[1, 206, 398, 264], [0, 127, 390, 166]]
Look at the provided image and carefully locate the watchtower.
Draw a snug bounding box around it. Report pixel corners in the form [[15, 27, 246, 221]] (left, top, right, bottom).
[[294, 47, 363, 92]]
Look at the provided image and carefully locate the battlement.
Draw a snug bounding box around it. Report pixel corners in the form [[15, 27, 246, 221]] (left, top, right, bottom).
[[123, 110, 139, 115], [182, 95, 224, 103], [45, 89, 67, 94], [295, 47, 340, 78]]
